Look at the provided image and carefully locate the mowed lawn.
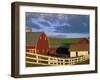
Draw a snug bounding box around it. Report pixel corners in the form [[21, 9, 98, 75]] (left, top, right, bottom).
[[48, 37, 80, 45]]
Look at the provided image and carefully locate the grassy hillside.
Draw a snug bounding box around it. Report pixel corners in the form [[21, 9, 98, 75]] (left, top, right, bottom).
[[48, 37, 80, 45]]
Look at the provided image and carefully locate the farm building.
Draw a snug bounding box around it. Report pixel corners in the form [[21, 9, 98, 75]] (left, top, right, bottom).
[[79, 38, 89, 44], [26, 32, 49, 55], [68, 38, 89, 57]]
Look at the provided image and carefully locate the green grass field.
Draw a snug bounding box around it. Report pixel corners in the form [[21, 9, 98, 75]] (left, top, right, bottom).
[[48, 37, 80, 45], [26, 63, 49, 67], [76, 59, 89, 65], [26, 60, 89, 67]]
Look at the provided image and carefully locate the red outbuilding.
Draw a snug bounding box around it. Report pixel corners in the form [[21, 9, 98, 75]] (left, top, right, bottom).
[[26, 32, 49, 55]]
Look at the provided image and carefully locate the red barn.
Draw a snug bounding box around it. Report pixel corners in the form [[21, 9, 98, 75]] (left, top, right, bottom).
[[69, 38, 89, 57], [26, 32, 49, 55], [79, 38, 89, 44]]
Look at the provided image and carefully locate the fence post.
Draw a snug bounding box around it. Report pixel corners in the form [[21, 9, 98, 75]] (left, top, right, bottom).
[[48, 57, 50, 65], [63, 59, 65, 65], [52, 58, 55, 65], [55, 58, 58, 65], [70, 59, 72, 65], [36, 54, 38, 64]]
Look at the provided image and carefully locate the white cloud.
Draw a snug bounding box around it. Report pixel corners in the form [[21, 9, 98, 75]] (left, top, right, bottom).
[[45, 32, 89, 38]]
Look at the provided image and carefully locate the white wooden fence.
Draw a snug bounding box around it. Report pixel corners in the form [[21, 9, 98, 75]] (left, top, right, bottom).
[[26, 52, 89, 65]]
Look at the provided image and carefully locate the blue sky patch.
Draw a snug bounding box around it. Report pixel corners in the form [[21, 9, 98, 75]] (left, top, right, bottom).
[[26, 12, 89, 38]]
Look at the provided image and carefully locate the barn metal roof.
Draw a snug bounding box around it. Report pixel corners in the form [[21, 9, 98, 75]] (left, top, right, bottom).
[[26, 32, 43, 46], [68, 43, 89, 51]]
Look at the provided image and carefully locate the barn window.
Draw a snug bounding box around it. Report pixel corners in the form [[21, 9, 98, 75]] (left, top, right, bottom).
[[45, 37, 46, 40], [40, 37, 42, 39]]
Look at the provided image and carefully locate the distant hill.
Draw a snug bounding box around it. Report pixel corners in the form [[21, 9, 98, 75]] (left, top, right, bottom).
[[48, 37, 81, 46]]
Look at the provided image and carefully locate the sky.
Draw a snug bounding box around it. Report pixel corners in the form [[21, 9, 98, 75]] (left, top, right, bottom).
[[26, 12, 89, 38]]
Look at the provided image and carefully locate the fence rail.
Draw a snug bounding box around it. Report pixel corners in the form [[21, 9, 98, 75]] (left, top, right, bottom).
[[26, 52, 89, 65]]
